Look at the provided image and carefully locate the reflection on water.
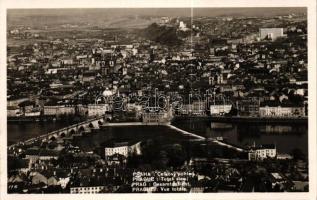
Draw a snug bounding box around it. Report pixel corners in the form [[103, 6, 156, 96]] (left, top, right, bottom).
[[72, 126, 196, 152], [259, 125, 293, 133], [172, 118, 308, 155], [7, 120, 77, 145], [7, 118, 308, 155], [7, 122, 196, 152]]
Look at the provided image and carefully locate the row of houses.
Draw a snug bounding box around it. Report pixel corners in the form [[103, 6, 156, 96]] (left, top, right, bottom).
[[7, 103, 112, 118], [175, 100, 305, 117], [8, 98, 306, 118]]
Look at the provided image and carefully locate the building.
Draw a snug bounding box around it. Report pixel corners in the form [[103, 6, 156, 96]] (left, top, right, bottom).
[[60, 58, 73, 65], [179, 21, 189, 31], [70, 186, 106, 194], [260, 28, 284, 41], [142, 111, 170, 124], [269, 172, 294, 191], [7, 106, 22, 117], [87, 104, 111, 117], [277, 153, 293, 160], [237, 98, 260, 116], [104, 141, 142, 158], [25, 148, 60, 164], [105, 153, 127, 166], [192, 101, 207, 115], [24, 107, 41, 117], [30, 172, 48, 185], [43, 105, 76, 116], [259, 101, 305, 117], [18, 100, 35, 113], [248, 144, 277, 160], [210, 104, 232, 115]]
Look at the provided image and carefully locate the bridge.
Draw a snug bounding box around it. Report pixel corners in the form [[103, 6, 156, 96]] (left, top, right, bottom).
[[8, 116, 106, 149], [9, 116, 247, 153]]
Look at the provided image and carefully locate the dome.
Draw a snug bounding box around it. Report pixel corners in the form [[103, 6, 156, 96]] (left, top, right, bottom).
[[102, 88, 113, 97]]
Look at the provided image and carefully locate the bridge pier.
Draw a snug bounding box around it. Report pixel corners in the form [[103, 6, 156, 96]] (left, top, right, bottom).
[[8, 116, 106, 149]]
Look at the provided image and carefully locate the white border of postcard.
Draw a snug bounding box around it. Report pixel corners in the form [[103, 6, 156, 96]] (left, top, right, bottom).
[[0, 0, 316, 200]]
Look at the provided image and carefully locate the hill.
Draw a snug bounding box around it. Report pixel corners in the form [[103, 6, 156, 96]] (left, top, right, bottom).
[[141, 23, 182, 46]]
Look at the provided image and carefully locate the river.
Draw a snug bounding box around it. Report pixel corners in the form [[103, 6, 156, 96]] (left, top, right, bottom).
[[7, 120, 77, 146], [7, 117, 308, 155], [172, 117, 308, 155]]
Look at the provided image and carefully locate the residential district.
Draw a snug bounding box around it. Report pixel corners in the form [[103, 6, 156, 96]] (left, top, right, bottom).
[[7, 12, 308, 193]]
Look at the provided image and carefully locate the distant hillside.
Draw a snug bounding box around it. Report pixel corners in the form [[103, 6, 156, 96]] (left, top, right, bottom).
[[7, 12, 157, 29], [141, 23, 182, 46]]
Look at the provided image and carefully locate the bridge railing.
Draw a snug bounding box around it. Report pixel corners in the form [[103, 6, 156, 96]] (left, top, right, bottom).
[[44, 115, 105, 136], [9, 115, 105, 148]]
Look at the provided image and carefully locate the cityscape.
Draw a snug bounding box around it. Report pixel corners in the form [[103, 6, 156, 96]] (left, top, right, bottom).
[[6, 8, 308, 193]]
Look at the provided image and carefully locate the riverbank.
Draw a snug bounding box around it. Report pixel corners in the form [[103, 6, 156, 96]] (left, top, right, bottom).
[[8, 114, 308, 155], [8, 115, 308, 124], [174, 115, 308, 124], [9, 118, 247, 154], [7, 115, 87, 123]]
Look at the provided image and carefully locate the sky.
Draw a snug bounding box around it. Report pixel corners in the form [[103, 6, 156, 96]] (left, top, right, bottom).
[[8, 7, 306, 18], [7, 7, 306, 29]]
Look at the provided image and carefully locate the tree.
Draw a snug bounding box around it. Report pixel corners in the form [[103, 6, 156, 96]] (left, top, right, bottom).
[[228, 106, 238, 116], [291, 148, 305, 161], [152, 150, 168, 169], [48, 141, 58, 149], [166, 144, 187, 168]]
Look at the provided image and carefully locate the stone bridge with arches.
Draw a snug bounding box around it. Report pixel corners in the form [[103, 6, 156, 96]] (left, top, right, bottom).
[[8, 115, 247, 154], [9, 115, 107, 149]]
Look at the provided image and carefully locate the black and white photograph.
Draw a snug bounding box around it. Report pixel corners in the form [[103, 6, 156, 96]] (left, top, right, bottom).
[[1, 0, 316, 200]]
